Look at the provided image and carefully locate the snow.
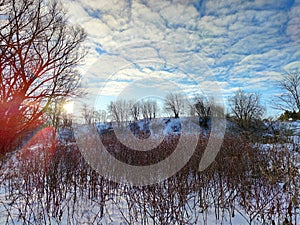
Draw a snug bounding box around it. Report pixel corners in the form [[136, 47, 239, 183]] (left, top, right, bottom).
[[94, 117, 202, 138], [0, 118, 299, 224]]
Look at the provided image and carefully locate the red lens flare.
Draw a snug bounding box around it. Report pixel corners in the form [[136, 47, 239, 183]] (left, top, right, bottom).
[[16, 126, 57, 173]]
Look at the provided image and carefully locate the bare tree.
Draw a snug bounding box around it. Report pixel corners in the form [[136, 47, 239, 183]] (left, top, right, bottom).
[[45, 97, 66, 129], [108, 99, 130, 126], [128, 100, 141, 121], [81, 104, 93, 125], [228, 89, 265, 129], [151, 99, 159, 119], [164, 93, 185, 118], [191, 95, 213, 128], [141, 99, 158, 120], [273, 70, 300, 112], [141, 100, 149, 120], [0, 0, 86, 153], [93, 109, 107, 124], [148, 99, 158, 119], [81, 105, 107, 125]]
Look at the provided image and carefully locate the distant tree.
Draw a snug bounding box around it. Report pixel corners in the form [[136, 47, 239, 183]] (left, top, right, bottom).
[[164, 93, 185, 118], [108, 99, 130, 126], [228, 89, 265, 129], [61, 105, 73, 128], [81, 105, 107, 125], [45, 97, 64, 129], [150, 99, 159, 119], [0, 0, 86, 153], [93, 109, 107, 124], [81, 104, 93, 125], [141, 100, 149, 120], [141, 99, 158, 120], [128, 100, 141, 121], [273, 70, 300, 112], [189, 95, 224, 128], [45, 97, 75, 128], [193, 95, 212, 128], [278, 110, 300, 121], [211, 104, 225, 118]]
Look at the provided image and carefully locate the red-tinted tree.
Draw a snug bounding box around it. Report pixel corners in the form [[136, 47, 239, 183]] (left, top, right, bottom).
[[0, 0, 86, 153]]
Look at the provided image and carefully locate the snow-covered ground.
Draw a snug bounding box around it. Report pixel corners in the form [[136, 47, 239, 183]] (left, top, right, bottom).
[[0, 118, 299, 225], [94, 117, 200, 137]]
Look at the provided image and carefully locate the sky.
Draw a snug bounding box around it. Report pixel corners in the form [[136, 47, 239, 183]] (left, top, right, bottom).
[[61, 0, 300, 118]]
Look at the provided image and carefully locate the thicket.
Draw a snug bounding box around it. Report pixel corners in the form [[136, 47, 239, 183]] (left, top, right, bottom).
[[0, 131, 299, 225]]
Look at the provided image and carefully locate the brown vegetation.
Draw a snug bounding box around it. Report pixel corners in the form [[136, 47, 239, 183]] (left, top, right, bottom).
[[0, 131, 298, 224]]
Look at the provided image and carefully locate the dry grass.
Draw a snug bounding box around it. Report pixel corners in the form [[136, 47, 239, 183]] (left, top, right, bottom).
[[0, 131, 299, 224]]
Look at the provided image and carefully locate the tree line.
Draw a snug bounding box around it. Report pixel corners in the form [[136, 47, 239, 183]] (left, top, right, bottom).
[[1, 0, 300, 154], [75, 70, 300, 131], [71, 93, 222, 129]]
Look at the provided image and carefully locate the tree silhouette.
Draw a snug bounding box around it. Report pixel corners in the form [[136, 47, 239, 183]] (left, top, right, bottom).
[[164, 93, 185, 118], [0, 0, 86, 153], [273, 70, 300, 112], [229, 89, 265, 129]]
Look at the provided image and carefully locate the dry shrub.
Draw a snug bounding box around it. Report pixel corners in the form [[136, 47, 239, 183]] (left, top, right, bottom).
[[0, 130, 299, 224]]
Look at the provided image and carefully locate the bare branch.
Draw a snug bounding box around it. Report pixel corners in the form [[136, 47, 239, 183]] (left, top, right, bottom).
[[273, 70, 300, 112], [0, 0, 86, 153], [229, 89, 265, 129], [164, 92, 185, 118]]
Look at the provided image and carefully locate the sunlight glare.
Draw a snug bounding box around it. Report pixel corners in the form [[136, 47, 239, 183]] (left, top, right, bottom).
[[63, 101, 74, 114]]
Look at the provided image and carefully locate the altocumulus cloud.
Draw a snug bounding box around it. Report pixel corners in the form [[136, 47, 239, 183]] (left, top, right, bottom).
[[62, 0, 300, 116]]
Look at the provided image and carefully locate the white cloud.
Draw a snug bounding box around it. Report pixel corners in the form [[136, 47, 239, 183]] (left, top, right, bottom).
[[283, 61, 300, 71], [62, 0, 300, 116], [160, 3, 198, 27], [82, 18, 111, 39], [287, 6, 300, 43]]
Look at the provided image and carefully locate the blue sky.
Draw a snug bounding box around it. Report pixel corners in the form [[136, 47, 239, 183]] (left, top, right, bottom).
[[62, 0, 300, 118]]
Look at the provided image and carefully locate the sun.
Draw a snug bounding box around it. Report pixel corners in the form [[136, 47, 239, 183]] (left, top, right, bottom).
[[63, 101, 74, 114]]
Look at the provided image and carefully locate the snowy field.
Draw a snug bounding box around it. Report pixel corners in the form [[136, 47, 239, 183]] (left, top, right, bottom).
[[0, 118, 299, 225]]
